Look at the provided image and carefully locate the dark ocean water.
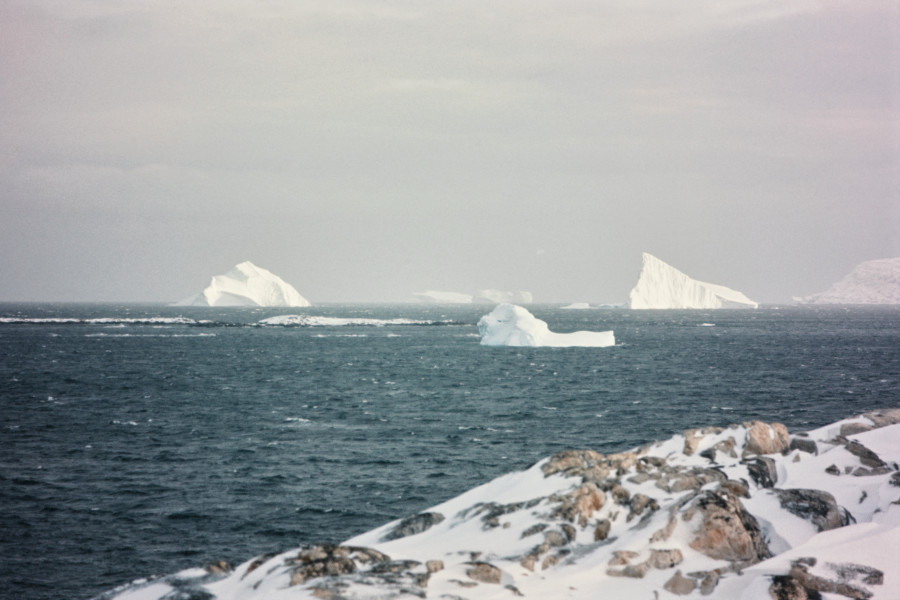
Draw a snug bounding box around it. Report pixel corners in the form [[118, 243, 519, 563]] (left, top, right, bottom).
[[1, 303, 898, 600]]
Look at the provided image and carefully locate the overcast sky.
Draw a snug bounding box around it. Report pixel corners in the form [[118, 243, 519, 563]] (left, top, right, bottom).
[[1, 0, 897, 304]]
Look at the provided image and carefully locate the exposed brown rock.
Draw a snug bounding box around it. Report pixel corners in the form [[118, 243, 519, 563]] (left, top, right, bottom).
[[686, 490, 772, 564], [860, 408, 900, 428], [465, 561, 502, 584], [648, 548, 684, 569], [594, 519, 611, 541], [719, 479, 750, 498], [664, 570, 697, 595], [776, 558, 885, 600], [542, 449, 606, 477], [607, 562, 650, 578], [650, 516, 677, 543], [744, 421, 790, 456], [550, 482, 606, 527], [426, 560, 444, 573], [628, 493, 659, 521], [204, 560, 232, 575], [844, 440, 886, 469], [608, 550, 640, 566]]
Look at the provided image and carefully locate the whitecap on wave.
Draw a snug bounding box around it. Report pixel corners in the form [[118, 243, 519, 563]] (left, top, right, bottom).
[[258, 315, 438, 327]]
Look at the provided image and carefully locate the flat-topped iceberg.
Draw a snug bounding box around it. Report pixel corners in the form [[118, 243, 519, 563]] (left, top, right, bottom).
[[477, 303, 615, 347], [475, 289, 533, 304], [801, 257, 900, 304], [628, 253, 758, 309], [176, 261, 311, 307]]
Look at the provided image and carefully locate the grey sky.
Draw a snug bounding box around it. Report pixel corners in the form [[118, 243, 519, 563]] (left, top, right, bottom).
[[2, 0, 897, 304]]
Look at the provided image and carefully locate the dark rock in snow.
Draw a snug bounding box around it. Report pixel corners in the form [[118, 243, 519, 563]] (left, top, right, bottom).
[[381, 512, 445, 541], [774, 489, 846, 532]]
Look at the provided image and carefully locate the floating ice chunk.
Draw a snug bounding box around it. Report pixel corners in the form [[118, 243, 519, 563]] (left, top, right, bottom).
[[560, 302, 592, 310], [412, 290, 474, 304], [176, 261, 310, 307], [628, 252, 758, 309], [477, 304, 615, 347]]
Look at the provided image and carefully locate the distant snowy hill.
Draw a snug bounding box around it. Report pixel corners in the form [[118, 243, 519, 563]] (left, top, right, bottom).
[[801, 257, 900, 304], [629, 253, 758, 309], [96, 409, 900, 600], [176, 261, 311, 307]]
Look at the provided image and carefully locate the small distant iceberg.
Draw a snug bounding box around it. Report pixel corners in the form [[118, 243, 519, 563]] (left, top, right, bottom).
[[478, 304, 615, 347], [413, 291, 474, 304], [628, 253, 757, 309], [560, 302, 593, 310], [176, 261, 311, 307], [800, 257, 900, 304], [413, 289, 533, 304], [475, 289, 533, 304]]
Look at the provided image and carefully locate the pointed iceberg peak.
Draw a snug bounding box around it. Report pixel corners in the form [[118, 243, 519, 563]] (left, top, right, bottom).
[[176, 261, 311, 307], [628, 253, 758, 309]]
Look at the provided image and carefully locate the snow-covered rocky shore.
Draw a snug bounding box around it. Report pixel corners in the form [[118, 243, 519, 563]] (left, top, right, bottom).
[[95, 410, 900, 600]]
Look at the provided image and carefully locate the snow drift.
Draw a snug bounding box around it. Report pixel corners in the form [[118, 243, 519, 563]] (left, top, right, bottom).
[[628, 253, 758, 309], [801, 257, 900, 304], [477, 303, 615, 347], [95, 409, 900, 600], [176, 261, 310, 307]]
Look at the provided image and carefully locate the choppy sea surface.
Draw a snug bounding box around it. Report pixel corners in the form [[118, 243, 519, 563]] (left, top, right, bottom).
[[1, 303, 898, 600]]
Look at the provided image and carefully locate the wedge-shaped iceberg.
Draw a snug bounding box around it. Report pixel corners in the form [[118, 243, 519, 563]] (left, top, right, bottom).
[[478, 303, 614, 347], [628, 253, 758, 309], [801, 257, 900, 304], [176, 261, 311, 307]]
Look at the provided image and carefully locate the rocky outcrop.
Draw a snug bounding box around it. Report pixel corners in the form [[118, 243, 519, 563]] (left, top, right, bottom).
[[775, 489, 853, 532], [96, 413, 900, 600], [686, 489, 772, 564], [770, 557, 884, 600], [381, 512, 445, 541]]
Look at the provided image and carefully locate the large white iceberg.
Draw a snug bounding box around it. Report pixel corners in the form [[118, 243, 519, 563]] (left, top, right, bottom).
[[628, 253, 758, 309], [176, 261, 311, 307], [477, 303, 615, 347], [801, 257, 900, 304]]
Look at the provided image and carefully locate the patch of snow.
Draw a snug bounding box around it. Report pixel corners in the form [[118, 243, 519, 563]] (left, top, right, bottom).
[[477, 304, 615, 347]]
